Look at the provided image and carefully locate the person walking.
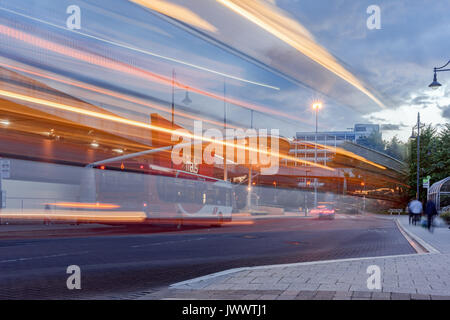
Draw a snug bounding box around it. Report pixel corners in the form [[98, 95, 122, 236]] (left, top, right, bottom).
[[408, 199, 423, 225], [425, 199, 438, 232]]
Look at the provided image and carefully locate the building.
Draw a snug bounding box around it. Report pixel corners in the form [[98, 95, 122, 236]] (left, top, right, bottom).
[[292, 124, 381, 166], [354, 124, 380, 141]]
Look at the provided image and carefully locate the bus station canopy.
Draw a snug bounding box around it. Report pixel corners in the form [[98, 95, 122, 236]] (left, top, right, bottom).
[[428, 177, 450, 212]]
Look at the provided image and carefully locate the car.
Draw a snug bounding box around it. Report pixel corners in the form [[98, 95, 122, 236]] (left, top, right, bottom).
[[311, 204, 335, 220]]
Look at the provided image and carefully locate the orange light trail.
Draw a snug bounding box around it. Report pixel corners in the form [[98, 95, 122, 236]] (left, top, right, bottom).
[[0, 62, 240, 130], [0, 6, 279, 90], [130, 0, 218, 32], [332, 146, 386, 170], [0, 25, 307, 123], [0, 88, 334, 171], [0, 210, 146, 223], [292, 140, 386, 170], [45, 202, 120, 209], [216, 0, 385, 109]]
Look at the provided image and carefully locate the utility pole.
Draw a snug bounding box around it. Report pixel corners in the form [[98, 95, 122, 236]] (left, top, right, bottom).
[[314, 105, 318, 208], [171, 69, 175, 127], [247, 110, 254, 210], [416, 112, 420, 200], [223, 79, 227, 181]]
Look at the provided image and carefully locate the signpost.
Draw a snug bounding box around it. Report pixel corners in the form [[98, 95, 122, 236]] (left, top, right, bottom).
[[0, 159, 10, 210], [423, 176, 431, 199]]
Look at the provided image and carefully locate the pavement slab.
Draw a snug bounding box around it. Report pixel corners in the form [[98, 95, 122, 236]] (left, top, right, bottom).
[[142, 218, 450, 301]]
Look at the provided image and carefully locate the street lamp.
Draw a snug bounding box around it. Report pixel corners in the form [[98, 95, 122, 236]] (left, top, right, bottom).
[[171, 69, 192, 127], [312, 102, 322, 209], [312, 102, 322, 163], [181, 91, 192, 105], [429, 60, 450, 90], [410, 113, 425, 200]]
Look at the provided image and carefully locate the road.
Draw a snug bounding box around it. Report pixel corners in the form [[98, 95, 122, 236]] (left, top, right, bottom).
[[0, 214, 415, 299]]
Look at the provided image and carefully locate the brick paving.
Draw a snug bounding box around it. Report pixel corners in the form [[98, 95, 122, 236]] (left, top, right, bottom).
[[139, 216, 450, 300]]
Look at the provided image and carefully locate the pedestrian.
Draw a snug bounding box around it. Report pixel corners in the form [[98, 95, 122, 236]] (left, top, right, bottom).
[[425, 199, 438, 232], [408, 200, 413, 225], [408, 199, 423, 225]]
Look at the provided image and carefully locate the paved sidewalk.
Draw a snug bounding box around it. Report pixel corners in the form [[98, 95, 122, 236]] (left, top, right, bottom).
[[142, 253, 450, 300], [141, 215, 450, 300], [397, 216, 450, 253]]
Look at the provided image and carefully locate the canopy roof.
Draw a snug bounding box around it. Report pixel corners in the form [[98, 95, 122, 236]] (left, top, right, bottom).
[[428, 177, 450, 212]]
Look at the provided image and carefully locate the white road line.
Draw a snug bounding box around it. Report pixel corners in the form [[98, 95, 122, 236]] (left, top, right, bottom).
[[0, 251, 89, 264], [131, 237, 206, 248]]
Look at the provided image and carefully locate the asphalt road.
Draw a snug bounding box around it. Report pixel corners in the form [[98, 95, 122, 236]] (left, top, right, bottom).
[[0, 214, 415, 299]]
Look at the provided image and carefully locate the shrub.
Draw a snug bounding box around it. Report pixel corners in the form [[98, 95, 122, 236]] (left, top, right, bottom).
[[440, 211, 450, 224]]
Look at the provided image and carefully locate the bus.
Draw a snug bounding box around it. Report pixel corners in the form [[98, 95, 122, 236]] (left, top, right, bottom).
[[86, 164, 234, 226]]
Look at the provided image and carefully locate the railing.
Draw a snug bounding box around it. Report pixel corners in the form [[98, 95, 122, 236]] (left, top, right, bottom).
[[388, 208, 403, 215]]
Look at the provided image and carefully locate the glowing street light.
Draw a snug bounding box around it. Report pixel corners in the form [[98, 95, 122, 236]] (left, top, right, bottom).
[[312, 102, 322, 110]]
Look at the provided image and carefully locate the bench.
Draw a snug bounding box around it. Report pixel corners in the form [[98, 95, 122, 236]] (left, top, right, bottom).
[[388, 209, 403, 215]]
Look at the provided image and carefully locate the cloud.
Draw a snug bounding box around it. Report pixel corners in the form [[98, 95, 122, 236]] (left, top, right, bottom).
[[381, 123, 407, 131], [410, 95, 432, 106], [441, 105, 450, 120]]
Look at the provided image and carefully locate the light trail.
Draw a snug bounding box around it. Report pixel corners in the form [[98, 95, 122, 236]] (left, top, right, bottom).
[[45, 202, 121, 209], [0, 89, 335, 171], [130, 0, 217, 32], [0, 210, 146, 223], [0, 24, 305, 123], [0, 6, 279, 90], [0, 62, 241, 130], [292, 140, 387, 170], [331, 146, 387, 170], [216, 0, 385, 109]]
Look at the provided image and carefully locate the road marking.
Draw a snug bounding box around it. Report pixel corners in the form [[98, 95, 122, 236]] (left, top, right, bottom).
[[131, 237, 206, 248]]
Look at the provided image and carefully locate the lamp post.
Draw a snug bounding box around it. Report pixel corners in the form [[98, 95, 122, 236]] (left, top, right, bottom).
[[312, 102, 322, 208], [304, 169, 310, 216], [429, 60, 450, 90], [223, 79, 227, 181], [247, 109, 255, 210], [410, 113, 425, 200]]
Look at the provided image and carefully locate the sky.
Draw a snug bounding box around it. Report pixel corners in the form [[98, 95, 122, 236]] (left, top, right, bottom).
[[0, 0, 449, 142], [274, 0, 450, 141]]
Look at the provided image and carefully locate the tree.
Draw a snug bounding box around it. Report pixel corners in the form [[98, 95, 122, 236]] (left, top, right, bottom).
[[406, 124, 445, 202], [357, 131, 385, 153], [385, 135, 407, 161], [431, 123, 450, 182]]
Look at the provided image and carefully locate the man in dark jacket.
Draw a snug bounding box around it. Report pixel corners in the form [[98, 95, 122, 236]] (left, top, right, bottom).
[[425, 200, 438, 232]]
